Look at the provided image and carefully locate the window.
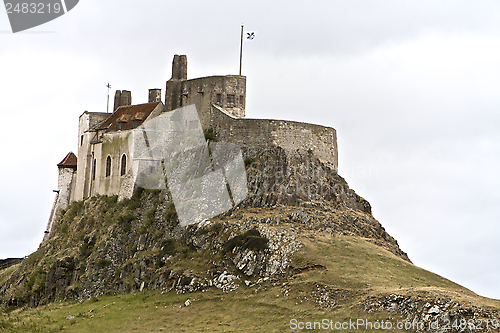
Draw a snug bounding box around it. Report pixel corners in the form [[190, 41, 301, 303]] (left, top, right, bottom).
[[80, 135, 84, 146], [133, 119, 140, 129], [106, 156, 111, 177], [92, 159, 96, 180], [180, 93, 188, 107], [216, 94, 222, 103], [121, 154, 127, 176], [117, 120, 126, 131], [239, 95, 244, 105], [227, 94, 235, 104]]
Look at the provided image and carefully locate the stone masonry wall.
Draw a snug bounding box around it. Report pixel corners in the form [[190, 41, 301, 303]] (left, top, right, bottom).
[[208, 104, 338, 168], [43, 167, 76, 244], [74, 112, 110, 202], [92, 130, 133, 199], [166, 76, 246, 127]]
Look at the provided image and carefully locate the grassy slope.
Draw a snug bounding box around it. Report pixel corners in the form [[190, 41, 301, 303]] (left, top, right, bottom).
[[295, 234, 465, 292], [0, 266, 17, 288], [1, 233, 498, 332]]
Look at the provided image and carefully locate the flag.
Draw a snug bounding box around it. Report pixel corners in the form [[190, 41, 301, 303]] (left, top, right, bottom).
[[245, 31, 256, 41]]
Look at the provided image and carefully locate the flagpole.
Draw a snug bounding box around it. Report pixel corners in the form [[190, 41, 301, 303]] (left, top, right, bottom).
[[106, 83, 111, 113], [239, 24, 244, 76]]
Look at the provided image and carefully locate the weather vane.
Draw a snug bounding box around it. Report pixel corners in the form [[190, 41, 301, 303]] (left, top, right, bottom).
[[106, 83, 111, 113]]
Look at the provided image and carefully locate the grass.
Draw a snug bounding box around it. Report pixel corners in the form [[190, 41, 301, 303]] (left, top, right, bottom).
[[292, 234, 466, 292], [96, 260, 112, 268], [203, 128, 218, 142], [0, 281, 397, 332], [0, 288, 281, 332], [244, 157, 256, 167], [2, 232, 498, 332], [0, 265, 18, 287]]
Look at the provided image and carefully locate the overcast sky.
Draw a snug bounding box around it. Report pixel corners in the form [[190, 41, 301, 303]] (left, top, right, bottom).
[[1, 0, 499, 299]]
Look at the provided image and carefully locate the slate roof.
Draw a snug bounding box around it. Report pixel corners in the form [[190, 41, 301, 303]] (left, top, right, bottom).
[[97, 102, 160, 133], [57, 152, 77, 168]]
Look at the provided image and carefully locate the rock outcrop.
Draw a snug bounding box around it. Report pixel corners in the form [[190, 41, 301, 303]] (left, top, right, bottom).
[[364, 291, 500, 333], [1, 146, 497, 328], [0, 147, 397, 307]]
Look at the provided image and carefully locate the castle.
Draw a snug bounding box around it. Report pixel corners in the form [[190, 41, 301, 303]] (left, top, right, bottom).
[[45, 55, 338, 240]]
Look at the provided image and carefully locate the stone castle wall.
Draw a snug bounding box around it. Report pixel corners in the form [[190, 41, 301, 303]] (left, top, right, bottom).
[[44, 167, 77, 243], [208, 104, 338, 168], [73, 112, 110, 201], [165, 55, 246, 126], [92, 130, 134, 200], [166, 76, 246, 127], [69, 103, 338, 206], [63, 104, 338, 206], [73, 104, 163, 202]]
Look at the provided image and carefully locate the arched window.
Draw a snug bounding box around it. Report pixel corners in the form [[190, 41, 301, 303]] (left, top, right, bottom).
[[121, 154, 127, 176], [105, 156, 111, 177]]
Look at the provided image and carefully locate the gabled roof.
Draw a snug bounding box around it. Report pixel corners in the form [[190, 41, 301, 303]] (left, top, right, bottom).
[[57, 152, 77, 168], [97, 102, 161, 133]]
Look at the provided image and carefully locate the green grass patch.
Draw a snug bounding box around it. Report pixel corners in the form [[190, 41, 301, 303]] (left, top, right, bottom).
[[95, 259, 112, 269], [159, 239, 176, 257], [164, 201, 177, 222], [204, 128, 218, 141], [0, 265, 17, 287], [244, 157, 256, 167], [293, 234, 466, 292]]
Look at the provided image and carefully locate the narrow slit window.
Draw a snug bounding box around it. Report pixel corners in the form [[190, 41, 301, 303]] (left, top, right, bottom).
[[121, 154, 127, 176], [106, 156, 111, 177]]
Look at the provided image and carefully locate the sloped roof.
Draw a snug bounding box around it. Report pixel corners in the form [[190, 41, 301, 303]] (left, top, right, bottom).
[[97, 102, 160, 133], [57, 152, 77, 168]]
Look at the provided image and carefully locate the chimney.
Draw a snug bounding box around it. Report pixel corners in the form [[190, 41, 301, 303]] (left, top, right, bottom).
[[148, 89, 161, 103], [172, 55, 187, 80], [113, 90, 132, 112], [120, 90, 132, 107], [113, 90, 121, 111]]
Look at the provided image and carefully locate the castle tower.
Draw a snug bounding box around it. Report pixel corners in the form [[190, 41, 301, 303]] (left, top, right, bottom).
[[165, 55, 187, 111], [172, 55, 187, 80], [164, 55, 246, 128], [43, 152, 78, 244]]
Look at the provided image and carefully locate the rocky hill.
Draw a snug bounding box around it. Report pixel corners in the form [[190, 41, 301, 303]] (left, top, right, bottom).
[[1, 146, 499, 332]]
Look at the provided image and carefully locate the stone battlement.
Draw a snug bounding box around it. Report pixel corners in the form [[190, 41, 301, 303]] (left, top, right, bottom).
[[208, 104, 337, 167]]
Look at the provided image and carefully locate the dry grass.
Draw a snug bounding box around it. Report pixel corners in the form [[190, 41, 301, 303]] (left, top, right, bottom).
[[2, 232, 499, 332]]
